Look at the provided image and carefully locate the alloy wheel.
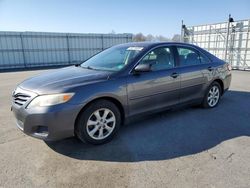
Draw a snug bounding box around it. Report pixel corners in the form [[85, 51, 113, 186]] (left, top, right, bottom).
[[86, 108, 116, 140], [207, 85, 220, 107]]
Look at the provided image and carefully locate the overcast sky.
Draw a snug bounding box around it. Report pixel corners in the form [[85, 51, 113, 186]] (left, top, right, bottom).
[[0, 0, 249, 37]]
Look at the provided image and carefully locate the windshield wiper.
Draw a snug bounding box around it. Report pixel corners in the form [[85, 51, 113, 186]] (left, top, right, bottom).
[[81, 65, 96, 70]]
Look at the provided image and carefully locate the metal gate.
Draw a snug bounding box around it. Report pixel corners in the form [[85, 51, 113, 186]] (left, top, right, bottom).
[[181, 16, 250, 70]]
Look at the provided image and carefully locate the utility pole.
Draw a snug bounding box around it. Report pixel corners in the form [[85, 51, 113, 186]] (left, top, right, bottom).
[[181, 20, 184, 42], [225, 14, 234, 62], [181, 20, 187, 42]]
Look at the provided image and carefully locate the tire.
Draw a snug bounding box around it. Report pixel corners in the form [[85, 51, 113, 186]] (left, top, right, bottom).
[[202, 82, 222, 108], [75, 99, 121, 144]]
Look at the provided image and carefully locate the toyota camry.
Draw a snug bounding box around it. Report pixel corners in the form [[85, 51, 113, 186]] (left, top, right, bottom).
[[11, 42, 232, 144]]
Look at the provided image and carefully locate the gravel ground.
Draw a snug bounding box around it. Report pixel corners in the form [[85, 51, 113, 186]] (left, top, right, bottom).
[[0, 69, 250, 188]]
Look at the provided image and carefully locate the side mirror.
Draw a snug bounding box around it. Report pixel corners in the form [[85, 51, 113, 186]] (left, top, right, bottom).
[[133, 64, 151, 73]]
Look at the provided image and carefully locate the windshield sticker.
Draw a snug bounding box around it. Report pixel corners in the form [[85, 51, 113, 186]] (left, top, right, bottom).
[[127, 47, 144, 51]]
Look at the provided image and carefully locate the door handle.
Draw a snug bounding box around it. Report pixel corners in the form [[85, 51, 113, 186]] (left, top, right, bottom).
[[207, 66, 214, 71], [171, 72, 179, 78]]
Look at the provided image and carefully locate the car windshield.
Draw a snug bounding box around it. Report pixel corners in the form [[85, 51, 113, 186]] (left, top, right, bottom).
[[80, 46, 143, 72]]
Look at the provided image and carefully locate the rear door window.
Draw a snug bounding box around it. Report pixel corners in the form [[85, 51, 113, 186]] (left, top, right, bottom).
[[199, 52, 211, 64], [177, 47, 210, 66], [177, 47, 201, 66]]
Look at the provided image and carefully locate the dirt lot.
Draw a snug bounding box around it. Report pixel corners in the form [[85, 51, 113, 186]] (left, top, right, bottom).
[[0, 69, 250, 188]]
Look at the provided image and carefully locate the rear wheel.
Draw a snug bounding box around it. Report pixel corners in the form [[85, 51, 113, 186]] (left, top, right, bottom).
[[75, 100, 121, 144], [202, 82, 221, 108]]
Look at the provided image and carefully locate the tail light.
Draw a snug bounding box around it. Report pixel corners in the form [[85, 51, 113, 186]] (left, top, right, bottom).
[[227, 63, 232, 71]]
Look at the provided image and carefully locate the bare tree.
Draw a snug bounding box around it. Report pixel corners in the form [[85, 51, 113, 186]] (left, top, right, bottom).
[[133, 33, 173, 42], [172, 34, 181, 42], [133, 33, 146, 42], [156, 35, 170, 41], [110, 30, 116, 34], [146, 34, 155, 41]]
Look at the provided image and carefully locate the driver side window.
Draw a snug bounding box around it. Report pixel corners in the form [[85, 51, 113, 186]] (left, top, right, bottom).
[[139, 47, 175, 71]]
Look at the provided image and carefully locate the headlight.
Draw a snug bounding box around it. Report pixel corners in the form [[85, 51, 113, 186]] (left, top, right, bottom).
[[27, 93, 74, 108]]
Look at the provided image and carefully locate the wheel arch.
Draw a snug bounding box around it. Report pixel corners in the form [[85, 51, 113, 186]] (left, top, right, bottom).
[[74, 96, 125, 134], [213, 79, 224, 95]]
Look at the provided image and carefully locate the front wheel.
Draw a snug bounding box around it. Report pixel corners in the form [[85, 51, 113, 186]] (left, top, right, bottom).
[[202, 82, 222, 108], [75, 100, 121, 144]]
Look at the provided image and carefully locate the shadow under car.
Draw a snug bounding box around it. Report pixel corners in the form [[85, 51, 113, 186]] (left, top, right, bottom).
[[45, 90, 250, 162]]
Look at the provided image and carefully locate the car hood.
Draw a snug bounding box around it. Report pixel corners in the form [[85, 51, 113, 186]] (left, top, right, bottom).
[[19, 66, 111, 94]]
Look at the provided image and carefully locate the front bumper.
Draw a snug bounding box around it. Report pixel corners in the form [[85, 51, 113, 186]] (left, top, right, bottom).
[[12, 102, 83, 141]]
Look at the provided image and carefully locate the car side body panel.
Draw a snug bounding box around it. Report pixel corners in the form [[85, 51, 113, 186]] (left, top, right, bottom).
[[127, 67, 181, 116], [178, 64, 207, 104]]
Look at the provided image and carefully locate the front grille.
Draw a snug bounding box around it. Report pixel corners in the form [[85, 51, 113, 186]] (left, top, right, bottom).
[[12, 87, 36, 107], [13, 93, 31, 106]]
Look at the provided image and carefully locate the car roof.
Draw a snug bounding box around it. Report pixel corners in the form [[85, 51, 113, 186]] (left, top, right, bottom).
[[116, 41, 200, 49], [115, 42, 220, 62]]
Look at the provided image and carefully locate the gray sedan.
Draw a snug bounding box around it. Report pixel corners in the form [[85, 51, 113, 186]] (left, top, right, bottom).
[[11, 42, 232, 144]]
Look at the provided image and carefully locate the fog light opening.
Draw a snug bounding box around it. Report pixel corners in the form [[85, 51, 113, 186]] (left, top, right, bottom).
[[34, 126, 48, 137]]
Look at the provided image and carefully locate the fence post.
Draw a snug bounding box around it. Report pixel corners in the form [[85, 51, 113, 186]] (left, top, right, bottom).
[[66, 34, 71, 64], [127, 34, 130, 43], [20, 33, 27, 68], [101, 34, 104, 50], [243, 20, 250, 70], [208, 25, 211, 50]]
